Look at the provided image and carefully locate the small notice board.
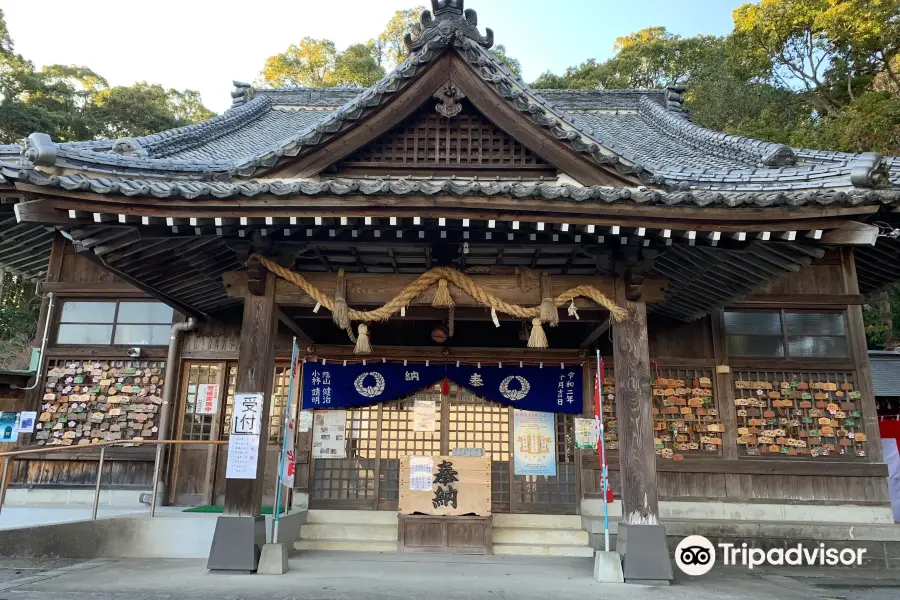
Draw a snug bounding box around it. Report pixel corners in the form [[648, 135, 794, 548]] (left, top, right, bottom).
[[399, 455, 491, 517]]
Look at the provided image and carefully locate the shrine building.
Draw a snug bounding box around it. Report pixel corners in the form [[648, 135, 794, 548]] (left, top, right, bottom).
[[1, 0, 900, 579]]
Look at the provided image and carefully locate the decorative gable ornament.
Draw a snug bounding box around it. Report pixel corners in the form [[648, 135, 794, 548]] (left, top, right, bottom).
[[433, 82, 466, 118], [405, 0, 494, 52]]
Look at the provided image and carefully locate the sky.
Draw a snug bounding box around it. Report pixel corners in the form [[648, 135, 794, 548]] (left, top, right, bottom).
[[4, 0, 746, 114]]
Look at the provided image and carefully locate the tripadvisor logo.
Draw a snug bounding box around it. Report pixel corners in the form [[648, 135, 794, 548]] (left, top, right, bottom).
[[675, 535, 868, 575]]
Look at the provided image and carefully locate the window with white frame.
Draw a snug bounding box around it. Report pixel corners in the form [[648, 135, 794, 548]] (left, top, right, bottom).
[[56, 301, 174, 346]]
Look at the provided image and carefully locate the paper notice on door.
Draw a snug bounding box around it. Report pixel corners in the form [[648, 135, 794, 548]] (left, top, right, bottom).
[[412, 400, 436, 432], [409, 455, 434, 491]]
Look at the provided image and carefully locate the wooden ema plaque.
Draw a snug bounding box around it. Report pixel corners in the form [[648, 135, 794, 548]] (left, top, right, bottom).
[[399, 455, 491, 517], [36, 359, 166, 446]]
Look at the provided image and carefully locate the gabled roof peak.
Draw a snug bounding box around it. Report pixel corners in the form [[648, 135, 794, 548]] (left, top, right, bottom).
[[405, 0, 494, 52]]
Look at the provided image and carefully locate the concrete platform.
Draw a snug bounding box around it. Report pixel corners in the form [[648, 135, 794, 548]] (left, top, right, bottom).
[[0, 507, 307, 559], [582, 516, 900, 569], [2, 553, 900, 600]]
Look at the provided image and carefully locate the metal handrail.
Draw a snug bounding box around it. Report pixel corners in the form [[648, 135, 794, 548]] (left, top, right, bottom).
[[0, 439, 228, 520]]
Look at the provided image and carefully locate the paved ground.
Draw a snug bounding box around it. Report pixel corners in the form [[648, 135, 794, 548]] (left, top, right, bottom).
[[0, 553, 899, 600]]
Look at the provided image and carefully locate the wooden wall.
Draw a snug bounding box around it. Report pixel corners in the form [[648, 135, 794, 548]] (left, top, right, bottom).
[[8, 238, 889, 508]]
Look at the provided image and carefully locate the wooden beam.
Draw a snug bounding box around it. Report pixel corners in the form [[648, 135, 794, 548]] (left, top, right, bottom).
[[224, 270, 667, 306], [278, 308, 313, 347], [821, 222, 880, 246], [223, 272, 278, 517], [611, 276, 659, 525], [72, 243, 204, 319], [579, 317, 611, 348]]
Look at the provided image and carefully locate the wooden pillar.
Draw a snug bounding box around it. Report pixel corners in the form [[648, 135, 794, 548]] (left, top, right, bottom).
[[710, 309, 738, 461], [841, 248, 884, 463], [223, 269, 279, 517], [611, 277, 659, 525]]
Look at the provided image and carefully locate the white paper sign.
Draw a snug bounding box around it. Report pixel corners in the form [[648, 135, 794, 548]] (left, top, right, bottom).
[[312, 410, 347, 459], [409, 456, 434, 491], [18, 411, 37, 433], [197, 384, 220, 415], [299, 410, 313, 433], [412, 400, 436, 432], [226, 393, 263, 479]]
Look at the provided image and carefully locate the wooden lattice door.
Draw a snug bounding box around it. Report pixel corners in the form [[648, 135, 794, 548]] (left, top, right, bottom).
[[309, 381, 577, 514]]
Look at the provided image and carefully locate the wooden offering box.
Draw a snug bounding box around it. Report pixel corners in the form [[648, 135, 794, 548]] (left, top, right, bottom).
[[399, 515, 492, 555], [398, 455, 493, 554]]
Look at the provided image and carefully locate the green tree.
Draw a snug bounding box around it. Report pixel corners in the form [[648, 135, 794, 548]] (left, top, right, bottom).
[[87, 83, 215, 139], [261, 37, 338, 87], [374, 7, 425, 70], [0, 272, 38, 371], [0, 8, 213, 144], [732, 0, 900, 115], [490, 45, 522, 77], [333, 43, 386, 87], [529, 28, 723, 90]]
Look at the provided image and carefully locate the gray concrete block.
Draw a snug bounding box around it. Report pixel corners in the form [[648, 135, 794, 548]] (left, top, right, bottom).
[[206, 516, 266, 573], [593, 551, 624, 583], [257, 543, 289, 575], [617, 523, 674, 584]]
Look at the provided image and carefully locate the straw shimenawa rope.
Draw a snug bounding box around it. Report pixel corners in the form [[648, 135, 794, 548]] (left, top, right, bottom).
[[253, 254, 628, 323]]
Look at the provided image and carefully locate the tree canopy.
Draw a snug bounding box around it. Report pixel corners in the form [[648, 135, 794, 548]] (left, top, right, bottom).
[[0, 10, 214, 145]]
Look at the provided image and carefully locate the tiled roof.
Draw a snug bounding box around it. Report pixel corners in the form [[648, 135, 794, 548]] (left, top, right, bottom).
[[7, 4, 899, 195], [11, 168, 899, 207]]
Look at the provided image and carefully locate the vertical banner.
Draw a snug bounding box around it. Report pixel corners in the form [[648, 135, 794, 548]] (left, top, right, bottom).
[[513, 410, 557, 476], [312, 410, 347, 459], [225, 393, 263, 479], [0, 412, 19, 442]]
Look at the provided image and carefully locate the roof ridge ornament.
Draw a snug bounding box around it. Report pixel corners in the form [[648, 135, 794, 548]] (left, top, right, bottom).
[[850, 152, 891, 188], [20, 133, 58, 167], [405, 0, 494, 52]]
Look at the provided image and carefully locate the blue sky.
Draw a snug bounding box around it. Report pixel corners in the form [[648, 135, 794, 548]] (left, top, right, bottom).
[[5, 0, 746, 113]]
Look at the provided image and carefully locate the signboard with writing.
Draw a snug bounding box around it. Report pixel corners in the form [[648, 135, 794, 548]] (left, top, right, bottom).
[[225, 393, 263, 479], [513, 410, 557, 476], [312, 410, 347, 459], [399, 455, 490, 516], [197, 384, 220, 415], [574, 417, 600, 450]]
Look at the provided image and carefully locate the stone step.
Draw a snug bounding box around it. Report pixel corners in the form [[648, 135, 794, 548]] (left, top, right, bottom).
[[493, 543, 595, 558], [492, 527, 589, 546], [492, 514, 583, 530], [300, 523, 398, 542], [295, 539, 398, 553], [305, 510, 398, 525]]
